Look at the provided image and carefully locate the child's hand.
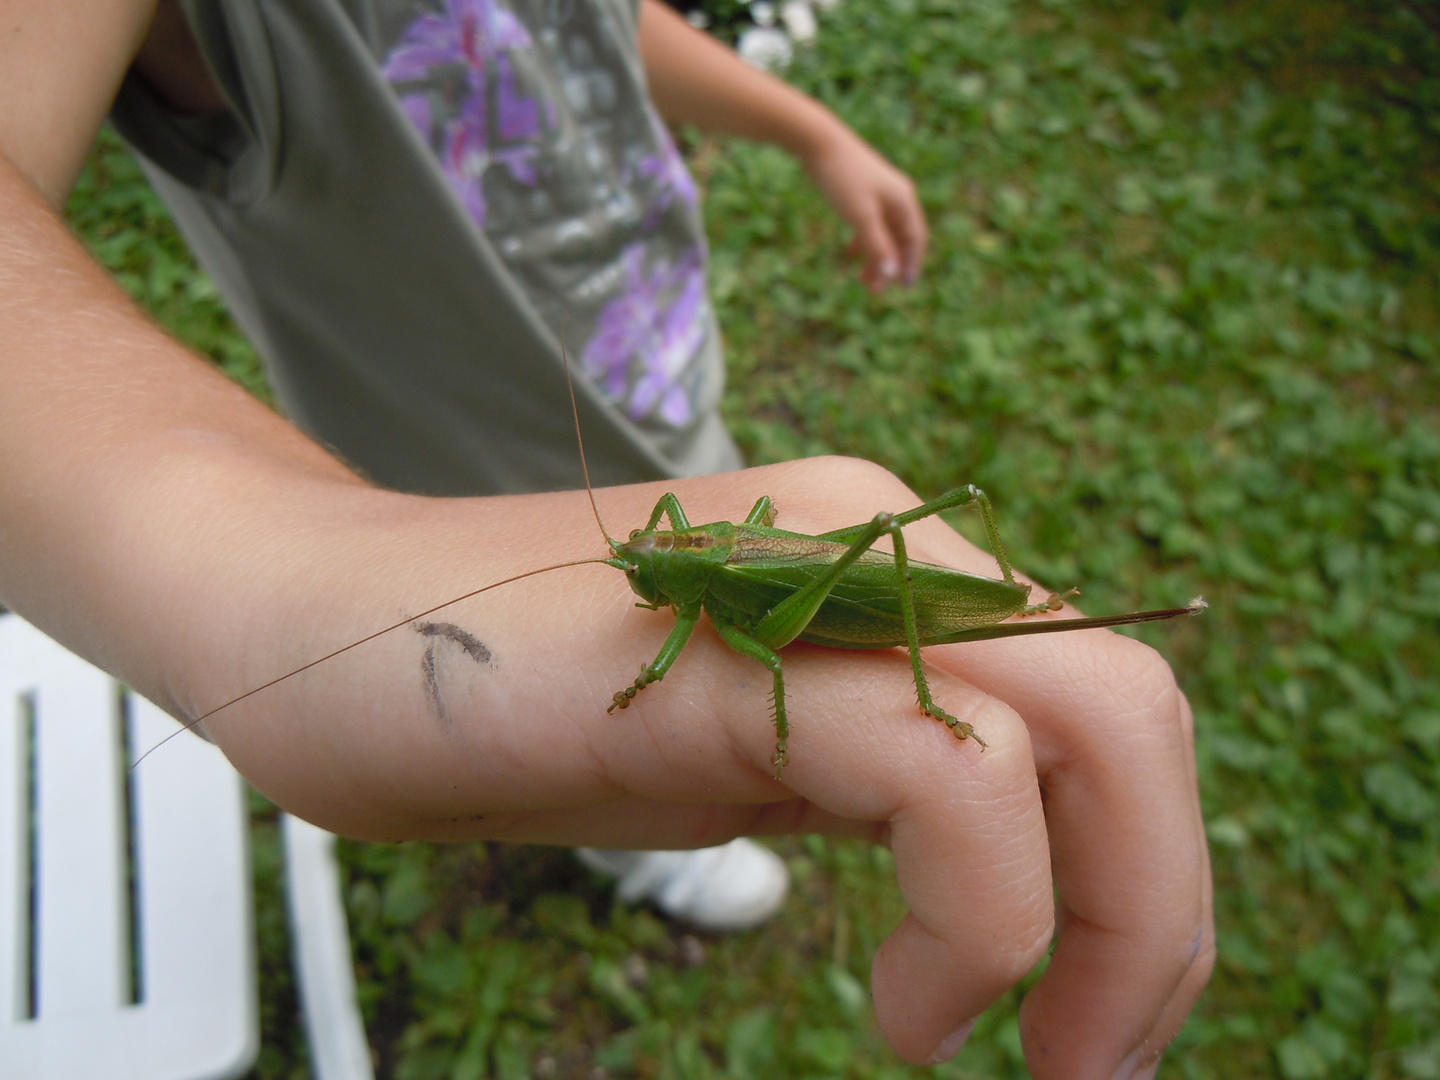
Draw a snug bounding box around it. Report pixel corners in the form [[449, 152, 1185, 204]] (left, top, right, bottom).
[[803, 128, 929, 293], [636, 0, 927, 292]]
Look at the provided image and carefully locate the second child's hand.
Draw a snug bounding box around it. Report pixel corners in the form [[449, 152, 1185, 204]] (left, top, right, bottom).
[[637, 0, 928, 293], [799, 126, 929, 292]]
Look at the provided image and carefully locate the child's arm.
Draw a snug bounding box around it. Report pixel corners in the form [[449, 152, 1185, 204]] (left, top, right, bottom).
[[0, 5, 1208, 1070], [638, 0, 927, 292]]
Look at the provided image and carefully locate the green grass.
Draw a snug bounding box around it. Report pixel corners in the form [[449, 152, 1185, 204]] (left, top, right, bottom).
[[65, 0, 1440, 1076]]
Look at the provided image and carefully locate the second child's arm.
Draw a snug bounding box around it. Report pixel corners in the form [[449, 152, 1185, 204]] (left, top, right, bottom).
[[637, 0, 928, 291]]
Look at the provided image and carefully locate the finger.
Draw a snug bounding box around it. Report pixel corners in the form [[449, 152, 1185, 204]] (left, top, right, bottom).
[[870, 500, 1211, 1076], [848, 203, 901, 293], [771, 650, 1054, 1064], [939, 632, 1210, 1080], [881, 181, 928, 285], [577, 631, 1056, 1065], [1092, 693, 1215, 1076]]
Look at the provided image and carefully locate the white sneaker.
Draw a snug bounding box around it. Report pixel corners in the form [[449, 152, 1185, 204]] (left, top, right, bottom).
[[577, 839, 790, 932]]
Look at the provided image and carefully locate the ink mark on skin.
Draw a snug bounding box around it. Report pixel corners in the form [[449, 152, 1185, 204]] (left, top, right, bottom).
[[416, 621, 493, 664], [414, 621, 493, 725], [421, 642, 446, 724]]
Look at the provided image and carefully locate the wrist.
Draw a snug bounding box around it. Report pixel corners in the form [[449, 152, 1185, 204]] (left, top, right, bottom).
[[788, 105, 859, 170]]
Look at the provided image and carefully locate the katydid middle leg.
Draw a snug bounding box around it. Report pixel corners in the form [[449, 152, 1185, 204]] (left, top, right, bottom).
[[743, 496, 777, 527], [713, 622, 790, 777]]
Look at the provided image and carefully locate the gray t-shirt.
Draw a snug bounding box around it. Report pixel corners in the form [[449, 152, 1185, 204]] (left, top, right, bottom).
[[112, 0, 742, 496]]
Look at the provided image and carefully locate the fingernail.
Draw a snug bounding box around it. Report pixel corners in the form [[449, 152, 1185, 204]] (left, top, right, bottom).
[[1110, 1046, 1160, 1080], [927, 1018, 978, 1064], [880, 258, 899, 280]]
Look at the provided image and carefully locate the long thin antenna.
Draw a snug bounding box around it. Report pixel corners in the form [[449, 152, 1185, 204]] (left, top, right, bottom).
[[131, 557, 607, 769], [560, 332, 614, 546]]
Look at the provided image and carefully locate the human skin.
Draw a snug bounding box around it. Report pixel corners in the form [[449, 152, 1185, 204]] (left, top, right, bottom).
[[0, 0, 1213, 1072], [637, 0, 929, 291]]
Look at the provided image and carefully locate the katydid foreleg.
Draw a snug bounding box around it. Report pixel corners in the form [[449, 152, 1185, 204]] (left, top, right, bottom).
[[639, 492, 691, 533]]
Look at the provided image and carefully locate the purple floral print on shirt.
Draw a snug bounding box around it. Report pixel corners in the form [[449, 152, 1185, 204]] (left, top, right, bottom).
[[383, 0, 712, 432], [384, 0, 545, 227], [583, 243, 707, 426], [631, 124, 699, 230]]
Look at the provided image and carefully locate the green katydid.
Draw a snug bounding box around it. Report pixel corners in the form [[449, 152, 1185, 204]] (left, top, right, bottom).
[[140, 357, 1205, 775], [597, 483, 1204, 777]]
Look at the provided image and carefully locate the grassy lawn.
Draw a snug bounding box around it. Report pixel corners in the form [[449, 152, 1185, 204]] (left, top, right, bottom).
[[65, 0, 1439, 1076]]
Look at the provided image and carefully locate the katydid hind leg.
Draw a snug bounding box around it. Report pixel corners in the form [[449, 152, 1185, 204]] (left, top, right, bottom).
[[883, 517, 987, 748], [714, 622, 790, 778], [818, 483, 1022, 587], [1020, 587, 1080, 617], [608, 603, 702, 712], [749, 508, 988, 756]]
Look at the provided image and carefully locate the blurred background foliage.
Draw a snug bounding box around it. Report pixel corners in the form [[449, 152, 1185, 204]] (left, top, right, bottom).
[[66, 0, 1438, 1075]]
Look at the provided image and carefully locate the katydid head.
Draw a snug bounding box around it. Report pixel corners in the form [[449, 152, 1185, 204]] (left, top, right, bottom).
[[604, 533, 664, 606]]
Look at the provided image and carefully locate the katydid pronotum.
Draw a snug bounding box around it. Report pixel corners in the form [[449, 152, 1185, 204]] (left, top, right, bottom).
[[144, 359, 1205, 778]]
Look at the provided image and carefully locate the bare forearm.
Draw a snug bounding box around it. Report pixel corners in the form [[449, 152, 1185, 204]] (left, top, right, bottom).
[[0, 0, 156, 204], [0, 6, 1211, 1067], [638, 0, 848, 161], [0, 154, 360, 698]]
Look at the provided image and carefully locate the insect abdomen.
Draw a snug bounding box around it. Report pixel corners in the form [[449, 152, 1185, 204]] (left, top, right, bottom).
[[798, 563, 1030, 648]]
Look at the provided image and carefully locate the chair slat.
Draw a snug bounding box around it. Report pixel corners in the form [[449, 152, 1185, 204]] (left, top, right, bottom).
[[0, 616, 257, 1080]]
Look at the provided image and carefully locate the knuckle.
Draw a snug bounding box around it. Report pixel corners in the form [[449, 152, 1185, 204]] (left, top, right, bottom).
[[971, 694, 1033, 761], [1191, 934, 1219, 989], [1152, 924, 1215, 1004], [997, 914, 1057, 988], [1097, 635, 1187, 726]]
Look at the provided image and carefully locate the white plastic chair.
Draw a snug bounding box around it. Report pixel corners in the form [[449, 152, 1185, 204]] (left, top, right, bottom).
[[0, 612, 374, 1080]]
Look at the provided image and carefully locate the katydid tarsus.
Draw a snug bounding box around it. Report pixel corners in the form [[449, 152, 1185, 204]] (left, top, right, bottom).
[[139, 356, 1206, 776]]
